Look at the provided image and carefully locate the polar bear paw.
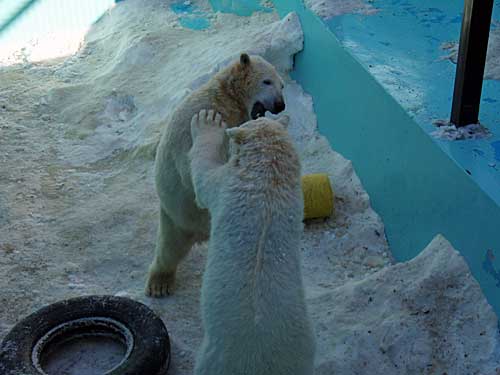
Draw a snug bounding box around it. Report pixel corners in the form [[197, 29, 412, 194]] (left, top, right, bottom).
[[145, 267, 176, 297], [190, 109, 227, 141]]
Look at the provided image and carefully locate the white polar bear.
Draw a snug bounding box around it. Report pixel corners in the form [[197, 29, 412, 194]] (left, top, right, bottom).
[[189, 109, 315, 375], [146, 53, 286, 297]]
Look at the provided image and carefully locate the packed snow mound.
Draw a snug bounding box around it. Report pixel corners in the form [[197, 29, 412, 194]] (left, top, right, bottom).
[[313, 234, 500, 374], [42, 2, 302, 166]]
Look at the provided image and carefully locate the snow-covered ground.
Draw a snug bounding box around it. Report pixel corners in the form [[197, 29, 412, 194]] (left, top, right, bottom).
[[0, 1, 499, 373]]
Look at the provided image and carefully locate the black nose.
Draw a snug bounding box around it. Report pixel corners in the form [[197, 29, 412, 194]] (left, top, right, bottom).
[[273, 99, 285, 114]]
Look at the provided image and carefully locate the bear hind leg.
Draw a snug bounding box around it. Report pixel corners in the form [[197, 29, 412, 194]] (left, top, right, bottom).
[[145, 208, 196, 297]]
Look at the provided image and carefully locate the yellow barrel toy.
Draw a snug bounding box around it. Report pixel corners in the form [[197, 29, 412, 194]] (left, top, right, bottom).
[[301, 173, 334, 220]]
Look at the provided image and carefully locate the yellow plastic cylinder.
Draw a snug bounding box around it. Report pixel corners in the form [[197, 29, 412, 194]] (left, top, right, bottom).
[[301, 173, 334, 220]]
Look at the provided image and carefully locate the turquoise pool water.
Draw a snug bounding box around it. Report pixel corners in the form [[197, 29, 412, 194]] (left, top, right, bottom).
[[209, 0, 273, 16], [170, 1, 211, 30], [169, 0, 273, 30]]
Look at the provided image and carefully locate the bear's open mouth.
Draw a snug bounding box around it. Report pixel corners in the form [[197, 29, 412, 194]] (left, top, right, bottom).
[[251, 101, 266, 120]]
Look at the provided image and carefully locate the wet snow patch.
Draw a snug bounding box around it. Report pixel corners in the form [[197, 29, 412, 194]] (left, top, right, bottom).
[[432, 120, 492, 141]]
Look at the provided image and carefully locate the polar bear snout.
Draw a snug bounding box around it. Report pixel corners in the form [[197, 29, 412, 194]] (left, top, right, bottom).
[[273, 98, 286, 114]]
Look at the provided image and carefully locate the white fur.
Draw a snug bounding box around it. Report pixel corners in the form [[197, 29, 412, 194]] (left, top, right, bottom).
[[190, 110, 315, 375], [146, 54, 286, 297]]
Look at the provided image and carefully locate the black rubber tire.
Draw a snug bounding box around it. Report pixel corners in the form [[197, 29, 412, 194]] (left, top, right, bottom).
[[0, 295, 170, 375]]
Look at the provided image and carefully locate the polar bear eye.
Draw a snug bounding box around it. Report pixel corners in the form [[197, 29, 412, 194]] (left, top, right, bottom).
[[263, 79, 272, 86]]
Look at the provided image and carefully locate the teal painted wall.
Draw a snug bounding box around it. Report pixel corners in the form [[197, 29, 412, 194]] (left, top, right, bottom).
[[273, 0, 500, 315]]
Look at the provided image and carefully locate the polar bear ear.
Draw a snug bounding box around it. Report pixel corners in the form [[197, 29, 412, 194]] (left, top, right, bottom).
[[276, 114, 290, 129], [240, 53, 251, 67], [226, 127, 249, 144]]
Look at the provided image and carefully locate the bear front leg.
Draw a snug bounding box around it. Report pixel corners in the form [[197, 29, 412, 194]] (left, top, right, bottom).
[[194, 337, 224, 375], [145, 208, 196, 297], [189, 109, 228, 210]]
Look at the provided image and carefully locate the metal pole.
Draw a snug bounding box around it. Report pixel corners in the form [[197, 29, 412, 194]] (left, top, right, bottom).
[[450, 0, 494, 127]]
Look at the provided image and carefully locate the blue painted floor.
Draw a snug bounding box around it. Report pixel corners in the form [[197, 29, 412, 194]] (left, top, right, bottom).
[[322, 0, 500, 206]]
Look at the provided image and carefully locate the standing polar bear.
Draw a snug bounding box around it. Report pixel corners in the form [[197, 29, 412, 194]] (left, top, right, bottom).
[[146, 53, 286, 297], [189, 109, 315, 375]]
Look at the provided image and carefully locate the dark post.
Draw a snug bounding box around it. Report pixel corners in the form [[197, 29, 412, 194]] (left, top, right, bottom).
[[450, 0, 494, 127]]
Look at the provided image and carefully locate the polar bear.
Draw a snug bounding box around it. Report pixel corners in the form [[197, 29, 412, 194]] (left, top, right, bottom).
[[189, 109, 315, 375], [146, 53, 286, 297]]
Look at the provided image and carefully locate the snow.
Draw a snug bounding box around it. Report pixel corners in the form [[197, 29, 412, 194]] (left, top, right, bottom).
[[0, 1, 499, 374], [432, 120, 492, 141], [0, 1, 116, 66], [314, 235, 500, 374]]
